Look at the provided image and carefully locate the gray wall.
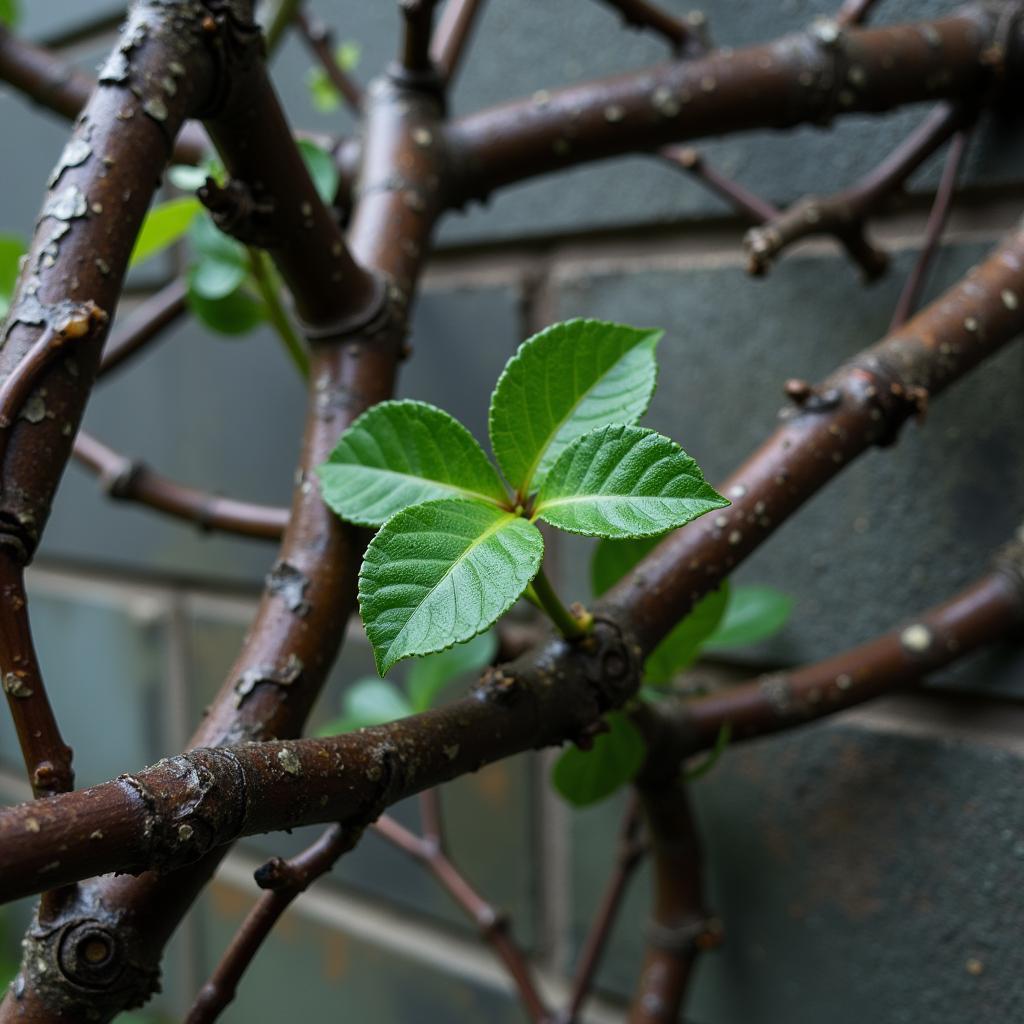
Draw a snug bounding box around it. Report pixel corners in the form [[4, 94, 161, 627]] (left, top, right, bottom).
[[2, 2, 1024, 1022]]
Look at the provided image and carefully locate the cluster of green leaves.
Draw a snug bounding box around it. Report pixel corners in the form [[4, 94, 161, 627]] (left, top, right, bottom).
[[551, 538, 793, 806], [318, 319, 729, 676], [305, 40, 361, 112], [316, 630, 496, 737]]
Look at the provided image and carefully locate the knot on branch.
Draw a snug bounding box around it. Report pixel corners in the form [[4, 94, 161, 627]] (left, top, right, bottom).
[[839, 354, 932, 447], [198, 177, 276, 247], [191, 0, 264, 119], [120, 748, 248, 873], [17, 896, 160, 1017]]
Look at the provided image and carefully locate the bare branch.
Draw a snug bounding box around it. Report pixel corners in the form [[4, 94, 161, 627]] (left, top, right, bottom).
[[627, 784, 717, 1024], [835, 0, 884, 28], [399, 0, 442, 78], [375, 810, 550, 1021], [890, 128, 972, 329], [0, 26, 207, 164], [641, 552, 1024, 765], [744, 103, 967, 277], [97, 278, 188, 380], [591, 0, 703, 54], [186, 824, 362, 1024], [430, 0, 487, 84], [0, 553, 73, 799], [564, 795, 646, 1022], [72, 431, 289, 541], [295, 8, 363, 113], [659, 145, 779, 223], [445, 7, 1008, 203]]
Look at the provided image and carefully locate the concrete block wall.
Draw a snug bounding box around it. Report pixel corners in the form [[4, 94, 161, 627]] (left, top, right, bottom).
[[1, 2, 1023, 1022]]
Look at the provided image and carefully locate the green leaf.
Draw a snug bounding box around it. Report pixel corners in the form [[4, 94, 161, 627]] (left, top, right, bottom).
[[186, 283, 265, 335], [317, 678, 412, 736], [190, 256, 247, 300], [644, 583, 729, 685], [705, 586, 793, 649], [0, 0, 20, 27], [189, 213, 247, 267], [359, 499, 543, 675], [306, 67, 341, 113], [552, 711, 646, 807], [407, 630, 497, 713], [297, 139, 340, 204], [317, 400, 508, 527], [335, 40, 362, 72], [129, 197, 202, 268], [489, 319, 661, 496], [534, 424, 727, 539], [591, 537, 728, 684], [0, 234, 25, 318]]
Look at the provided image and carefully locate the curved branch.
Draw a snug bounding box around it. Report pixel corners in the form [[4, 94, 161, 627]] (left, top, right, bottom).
[[0, 27, 207, 164], [445, 6, 1006, 202], [641, 556, 1024, 765], [72, 431, 289, 541], [430, 0, 487, 84]]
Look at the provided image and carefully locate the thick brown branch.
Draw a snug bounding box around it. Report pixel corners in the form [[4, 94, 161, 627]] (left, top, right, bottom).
[[72, 431, 289, 541], [627, 784, 717, 1024], [186, 824, 362, 1024], [445, 6, 1008, 202], [744, 103, 967, 277], [429, 0, 487, 83], [641, 557, 1024, 765]]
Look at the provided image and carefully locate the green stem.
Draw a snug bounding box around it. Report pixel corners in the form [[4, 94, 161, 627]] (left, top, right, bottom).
[[264, 0, 302, 54], [530, 567, 592, 639], [247, 249, 310, 380]]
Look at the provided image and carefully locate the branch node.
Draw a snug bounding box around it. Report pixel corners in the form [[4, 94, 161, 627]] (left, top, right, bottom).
[[198, 177, 277, 248]]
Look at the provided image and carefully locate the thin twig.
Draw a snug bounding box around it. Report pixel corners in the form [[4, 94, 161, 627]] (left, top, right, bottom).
[[186, 824, 362, 1024], [0, 553, 73, 799], [263, 0, 303, 54], [97, 279, 188, 380], [430, 0, 487, 84], [835, 0, 883, 27], [660, 146, 779, 223], [745, 104, 967, 278], [591, 0, 698, 54], [374, 813, 551, 1022], [889, 128, 972, 329], [564, 794, 646, 1022], [296, 7, 363, 113], [72, 431, 289, 541]]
